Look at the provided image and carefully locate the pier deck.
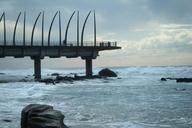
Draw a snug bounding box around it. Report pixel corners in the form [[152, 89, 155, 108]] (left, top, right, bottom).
[[0, 42, 120, 59]]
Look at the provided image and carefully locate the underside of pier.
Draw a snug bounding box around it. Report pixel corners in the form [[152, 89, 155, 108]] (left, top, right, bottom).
[[0, 45, 120, 79]]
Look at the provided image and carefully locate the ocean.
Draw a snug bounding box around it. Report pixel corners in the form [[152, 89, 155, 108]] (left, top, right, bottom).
[[0, 66, 192, 128]]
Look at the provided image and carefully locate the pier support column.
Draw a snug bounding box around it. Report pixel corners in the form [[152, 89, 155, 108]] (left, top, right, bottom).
[[85, 58, 92, 77], [34, 57, 41, 80]]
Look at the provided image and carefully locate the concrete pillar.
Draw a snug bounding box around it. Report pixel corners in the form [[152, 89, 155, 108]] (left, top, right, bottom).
[[85, 58, 92, 77], [34, 57, 41, 79]]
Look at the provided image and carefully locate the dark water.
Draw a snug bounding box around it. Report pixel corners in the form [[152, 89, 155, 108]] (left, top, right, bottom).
[[0, 66, 192, 128]]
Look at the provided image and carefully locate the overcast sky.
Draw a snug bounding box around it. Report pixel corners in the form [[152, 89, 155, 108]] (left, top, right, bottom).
[[0, 0, 192, 69]]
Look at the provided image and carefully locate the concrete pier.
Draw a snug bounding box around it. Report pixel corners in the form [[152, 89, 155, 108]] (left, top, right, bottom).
[[33, 57, 41, 79], [85, 58, 92, 77], [0, 11, 121, 79]]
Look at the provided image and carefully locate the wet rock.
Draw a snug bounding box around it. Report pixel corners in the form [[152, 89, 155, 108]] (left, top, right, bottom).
[[176, 78, 192, 83], [39, 73, 115, 85], [21, 104, 68, 128], [39, 78, 55, 84], [56, 76, 74, 82], [160, 77, 192, 83], [51, 73, 60, 76], [174, 88, 186, 91], [0, 80, 8, 83], [98, 68, 117, 77], [2, 119, 12, 123], [161, 78, 167, 81]]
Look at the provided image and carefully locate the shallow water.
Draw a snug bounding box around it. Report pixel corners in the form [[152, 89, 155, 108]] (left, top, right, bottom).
[[0, 66, 192, 128]]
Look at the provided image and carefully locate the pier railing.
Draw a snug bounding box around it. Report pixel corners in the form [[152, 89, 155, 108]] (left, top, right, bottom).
[[0, 41, 117, 47], [0, 11, 119, 48]]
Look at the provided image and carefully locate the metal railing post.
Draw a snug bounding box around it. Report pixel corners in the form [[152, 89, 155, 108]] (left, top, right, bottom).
[[59, 11, 61, 46], [23, 12, 26, 46], [42, 11, 44, 46], [31, 12, 42, 46], [64, 11, 75, 46], [94, 10, 96, 47], [48, 11, 58, 46], [81, 11, 91, 46], [13, 12, 21, 46], [77, 11, 79, 47]]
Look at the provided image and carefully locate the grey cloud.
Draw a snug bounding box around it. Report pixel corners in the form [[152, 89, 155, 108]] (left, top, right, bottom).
[[147, 0, 192, 23]]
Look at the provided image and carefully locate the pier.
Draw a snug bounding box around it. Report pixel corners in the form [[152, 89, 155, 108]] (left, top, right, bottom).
[[0, 11, 121, 79]]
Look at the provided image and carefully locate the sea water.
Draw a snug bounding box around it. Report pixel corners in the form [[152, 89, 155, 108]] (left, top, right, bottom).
[[0, 66, 192, 128]]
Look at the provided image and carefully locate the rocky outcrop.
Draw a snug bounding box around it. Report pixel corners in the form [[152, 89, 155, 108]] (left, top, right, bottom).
[[161, 77, 192, 83], [176, 78, 192, 83], [21, 104, 68, 128], [39, 75, 103, 84], [51, 73, 60, 76], [39, 78, 56, 85], [38, 69, 118, 84], [98, 68, 117, 77], [56, 76, 74, 82], [160, 78, 167, 81]]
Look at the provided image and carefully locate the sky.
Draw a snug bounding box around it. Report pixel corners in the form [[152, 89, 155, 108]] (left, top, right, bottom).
[[0, 0, 192, 69]]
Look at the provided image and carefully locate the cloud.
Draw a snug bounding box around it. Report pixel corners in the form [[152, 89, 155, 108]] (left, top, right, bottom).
[[160, 24, 192, 30], [147, 0, 192, 23], [121, 25, 192, 53], [97, 23, 192, 66]]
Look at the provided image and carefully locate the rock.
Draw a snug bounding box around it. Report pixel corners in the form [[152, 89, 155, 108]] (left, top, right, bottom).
[[39, 78, 55, 84], [176, 78, 192, 83], [56, 76, 74, 82], [2, 119, 12, 122], [174, 88, 186, 91], [98, 68, 117, 77], [160, 77, 192, 83], [161, 78, 167, 81], [21, 104, 68, 128], [0, 81, 8, 83], [51, 73, 60, 76]]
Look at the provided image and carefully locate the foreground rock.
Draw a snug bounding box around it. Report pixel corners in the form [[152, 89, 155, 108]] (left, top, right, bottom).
[[161, 78, 192, 83], [98, 68, 117, 77], [21, 104, 68, 128]]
